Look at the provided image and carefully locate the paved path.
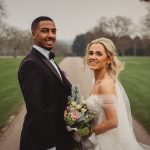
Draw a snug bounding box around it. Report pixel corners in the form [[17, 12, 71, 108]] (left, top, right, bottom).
[[0, 57, 150, 150], [0, 107, 25, 150]]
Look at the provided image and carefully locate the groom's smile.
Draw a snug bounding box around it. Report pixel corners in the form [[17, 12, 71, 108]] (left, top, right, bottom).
[[32, 20, 57, 50]]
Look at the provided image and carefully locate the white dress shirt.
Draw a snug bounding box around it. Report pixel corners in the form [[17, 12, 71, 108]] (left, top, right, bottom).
[[33, 45, 62, 80]]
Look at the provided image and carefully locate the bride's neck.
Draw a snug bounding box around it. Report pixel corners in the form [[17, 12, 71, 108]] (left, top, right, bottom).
[[94, 68, 108, 82]]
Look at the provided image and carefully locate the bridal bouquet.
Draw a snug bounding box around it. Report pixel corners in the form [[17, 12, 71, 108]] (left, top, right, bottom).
[[64, 84, 96, 138]]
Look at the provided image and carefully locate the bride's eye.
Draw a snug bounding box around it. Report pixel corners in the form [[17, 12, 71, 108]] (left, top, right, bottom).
[[96, 51, 102, 56], [88, 51, 93, 55]]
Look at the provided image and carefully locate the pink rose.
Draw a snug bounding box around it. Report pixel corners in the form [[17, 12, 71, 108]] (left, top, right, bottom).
[[71, 110, 80, 120]]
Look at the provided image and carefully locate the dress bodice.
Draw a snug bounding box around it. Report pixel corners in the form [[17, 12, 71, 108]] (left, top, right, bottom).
[[86, 95, 103, 112], [86, 95, 103, 124], [86, 95, 117, 124]]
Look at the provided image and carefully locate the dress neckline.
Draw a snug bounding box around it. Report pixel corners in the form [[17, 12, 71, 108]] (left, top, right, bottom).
[[88, 94, 116, 98]]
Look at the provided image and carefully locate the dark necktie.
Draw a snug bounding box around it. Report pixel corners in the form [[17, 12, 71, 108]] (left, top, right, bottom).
[[49, 51, 55, 60]]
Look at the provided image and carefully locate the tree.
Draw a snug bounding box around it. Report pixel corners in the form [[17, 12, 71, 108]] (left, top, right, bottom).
[[72, 34, 87, 56], [104, 16, 133, 38], [54, 40, 73, 56], [0, 0, 6, 48], [117, 36, 132, 56], [140, 7, 150, 56], [141, 8, 150, 38], [0, 24, 32, 57], [106, 16, 134, 55], [141, 35, 150, 55], [91, 17, 111, 40], [0, 0, 6, 22], [140, 0, 150, 2], [95, 16, 134, 55]]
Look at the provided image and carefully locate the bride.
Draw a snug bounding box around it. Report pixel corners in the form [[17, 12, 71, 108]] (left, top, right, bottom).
[[82, 37, 150, 150]]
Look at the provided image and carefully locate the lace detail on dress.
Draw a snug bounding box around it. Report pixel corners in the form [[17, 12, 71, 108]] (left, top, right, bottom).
[[86, 95, 117, 125]]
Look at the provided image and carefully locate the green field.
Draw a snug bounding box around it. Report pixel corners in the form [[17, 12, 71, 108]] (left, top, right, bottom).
[[0, 58, 23, 130], [0, 56, 63, 132], [119, 57, 150, 133], [0, 56, 150, 134]]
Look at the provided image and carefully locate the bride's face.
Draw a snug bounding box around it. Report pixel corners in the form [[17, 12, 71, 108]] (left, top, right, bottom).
[[87, 43, 109, 71]]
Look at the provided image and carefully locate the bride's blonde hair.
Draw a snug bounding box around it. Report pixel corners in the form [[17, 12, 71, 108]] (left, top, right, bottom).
[[84, 37, 124, 81]]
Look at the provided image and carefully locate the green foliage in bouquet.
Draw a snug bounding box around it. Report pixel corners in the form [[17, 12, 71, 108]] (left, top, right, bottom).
[[64, 84, 96, 137], [70, 84, 81, 103], [77, 127, 90, 137]]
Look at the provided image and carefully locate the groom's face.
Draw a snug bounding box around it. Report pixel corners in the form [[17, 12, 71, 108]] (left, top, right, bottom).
[[32, 20, 56, 50]]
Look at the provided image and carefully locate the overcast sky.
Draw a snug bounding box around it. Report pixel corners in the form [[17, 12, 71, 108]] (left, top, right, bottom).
[[4, 0, 148, 41]]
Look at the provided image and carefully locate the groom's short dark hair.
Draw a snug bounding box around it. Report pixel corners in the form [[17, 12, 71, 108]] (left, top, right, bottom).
[[31, 16, 54, 32]]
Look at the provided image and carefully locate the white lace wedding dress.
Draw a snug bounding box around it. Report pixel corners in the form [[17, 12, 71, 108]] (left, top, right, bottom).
[[82, 81, 150, 150]]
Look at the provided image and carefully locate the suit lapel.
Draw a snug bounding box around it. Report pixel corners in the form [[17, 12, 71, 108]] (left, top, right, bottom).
[[42, 57, 72, 92], [42, 58, 62, 81], [31, 48, 71, 92], [56, 64, 72, 90]]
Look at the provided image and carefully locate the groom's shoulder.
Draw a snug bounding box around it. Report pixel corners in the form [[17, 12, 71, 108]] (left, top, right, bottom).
[[19, 53, 40, 71], [21, 49, 42, 64]]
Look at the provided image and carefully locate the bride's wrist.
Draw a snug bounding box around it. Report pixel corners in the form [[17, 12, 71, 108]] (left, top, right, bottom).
[[91, 127, 97, 135]]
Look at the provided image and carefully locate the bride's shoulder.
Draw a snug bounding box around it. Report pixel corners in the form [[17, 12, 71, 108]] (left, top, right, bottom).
[[98, 78, 116, 95]]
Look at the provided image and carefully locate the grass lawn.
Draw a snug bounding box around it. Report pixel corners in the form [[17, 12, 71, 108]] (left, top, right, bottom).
[[0, 58, 23, 130], [0, 56, 63, 132], [119, 57, 150, 133]]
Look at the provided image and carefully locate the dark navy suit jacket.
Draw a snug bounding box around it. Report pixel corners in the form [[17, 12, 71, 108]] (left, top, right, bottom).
[[18, 48, 74, 150]]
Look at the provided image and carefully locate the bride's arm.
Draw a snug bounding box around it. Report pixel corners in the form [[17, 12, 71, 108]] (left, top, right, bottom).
[[92, 100, 118, 135], [92, 82, 118, 135]]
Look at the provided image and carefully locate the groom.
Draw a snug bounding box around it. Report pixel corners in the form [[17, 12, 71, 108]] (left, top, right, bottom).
[[18, 16, 74, 150]]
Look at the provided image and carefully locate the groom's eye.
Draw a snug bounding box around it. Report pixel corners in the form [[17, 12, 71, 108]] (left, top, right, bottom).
[[41, 28, 49, 33]]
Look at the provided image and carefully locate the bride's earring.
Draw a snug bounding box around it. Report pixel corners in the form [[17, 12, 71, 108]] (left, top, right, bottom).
[[109, 63, 112, 70], [107, 62, 111, 70]]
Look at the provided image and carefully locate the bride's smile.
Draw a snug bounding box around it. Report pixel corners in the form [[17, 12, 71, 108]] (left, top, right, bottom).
[[87, 43, 110, 71]]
